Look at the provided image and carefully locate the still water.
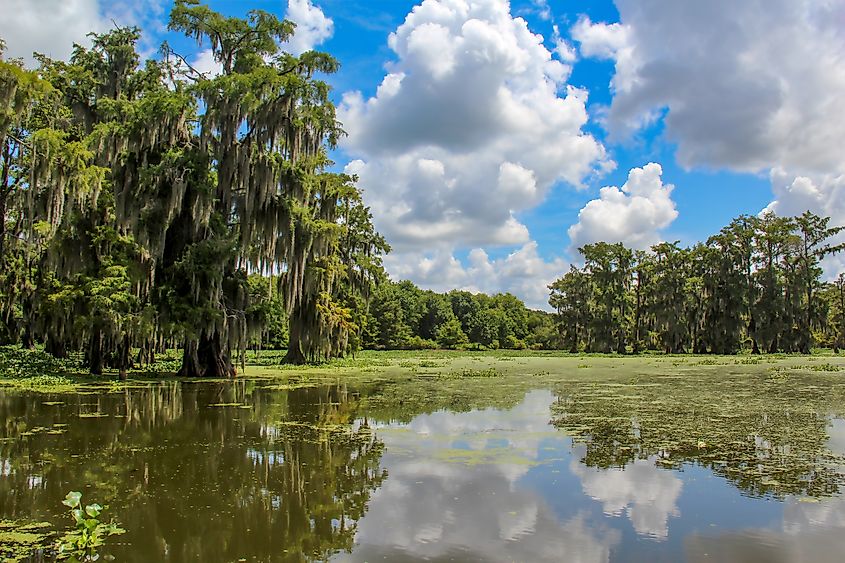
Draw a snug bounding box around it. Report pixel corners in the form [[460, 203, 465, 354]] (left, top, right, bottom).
[[1, 381, 844, 562]]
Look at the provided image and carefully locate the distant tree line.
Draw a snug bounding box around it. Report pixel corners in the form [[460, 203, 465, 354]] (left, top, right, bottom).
[[362, 281, 559, 351], [0, 2, 388, 375], [550, 213, 845, 354]]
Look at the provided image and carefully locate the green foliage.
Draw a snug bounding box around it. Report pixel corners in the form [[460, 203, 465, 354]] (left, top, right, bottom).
[[550, 212, 845, 355], [435, 317, 469, 349], [363, 281, 552, 351], [0, 2, 389, 373], [0, 346, 79, 387], [56, 491, 125, 561]]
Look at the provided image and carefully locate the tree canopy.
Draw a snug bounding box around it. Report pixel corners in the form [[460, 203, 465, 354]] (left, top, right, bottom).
[[0, 1, 387, 375], [550, 212, 845, 354]]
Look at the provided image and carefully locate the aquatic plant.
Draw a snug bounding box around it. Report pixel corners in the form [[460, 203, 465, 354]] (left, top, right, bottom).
[[56, 491, 125, 561]]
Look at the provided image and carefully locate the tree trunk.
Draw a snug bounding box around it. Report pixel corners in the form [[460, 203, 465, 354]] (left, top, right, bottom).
[[88, 327, 104, 376], [46, 336, 67, 359], [118, 333, 130, 380], [21, 325, 34, 349], [199, 330, 236, 378], [285, 309, 309, 364], [178, 339, 203, 377], [178, 332, 236, 377], [0, 192, 6, 262]]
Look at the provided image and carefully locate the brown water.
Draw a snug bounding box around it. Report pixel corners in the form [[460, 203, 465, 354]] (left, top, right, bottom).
[[1, 381, 844, 562]]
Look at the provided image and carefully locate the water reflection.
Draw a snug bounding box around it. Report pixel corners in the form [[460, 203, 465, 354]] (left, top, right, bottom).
[[552, 373, 845, 498], [0, 383, 386, 562], [341, 391, 622, 562], [569, 449, 682, 539], [1, 381, 845, 562], [686, 493, 845, 563]]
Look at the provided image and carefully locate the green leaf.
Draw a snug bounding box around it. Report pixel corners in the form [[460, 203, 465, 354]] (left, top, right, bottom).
[[62, 491, 82, 508]]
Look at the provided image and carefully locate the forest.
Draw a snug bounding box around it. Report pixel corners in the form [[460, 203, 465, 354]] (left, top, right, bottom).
[[0, 1, 388, 376], [362, 210, 845, 355], [1, 1, 844, 380]]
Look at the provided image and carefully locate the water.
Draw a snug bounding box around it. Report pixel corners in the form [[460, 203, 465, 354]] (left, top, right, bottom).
[[1, 381, 844, 562]]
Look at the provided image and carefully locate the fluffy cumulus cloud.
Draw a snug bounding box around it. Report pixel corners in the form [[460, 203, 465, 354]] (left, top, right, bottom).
[[568, 163, 678, 252], [341, 0, 608, 249], [383, 242, 567, 310], [0, 0, 105, 64], [339, 0, 610, 305], [283, 0, 334, 56], [340, 0, 607, 250], [0, 0, 169, 65], [573, 0, 845, 177]]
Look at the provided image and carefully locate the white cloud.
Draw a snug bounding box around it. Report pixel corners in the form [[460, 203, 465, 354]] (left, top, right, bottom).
[[765, 169, 845, 278], [0, 0, 103, 65], [0, 0, 168, 66], [551, 25, 577, 64], [530, 0, 552, 21], [574, 0, 845, 177], [570, 16, 640, 96], [568, 163, 678, 252], [765, 169, 845, 221], [283, 0, 334, 56], [188, 48, 222, 77], [340, 0, 609, 252], [383, 241, 567, 310]]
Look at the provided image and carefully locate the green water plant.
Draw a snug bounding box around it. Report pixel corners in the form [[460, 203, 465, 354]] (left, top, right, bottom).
[[56, 491, 125, 561]]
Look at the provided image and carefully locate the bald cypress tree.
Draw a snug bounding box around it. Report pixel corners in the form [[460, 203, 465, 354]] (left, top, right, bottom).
[[1, 1, 387, 374], [164, 0, 385, 371]]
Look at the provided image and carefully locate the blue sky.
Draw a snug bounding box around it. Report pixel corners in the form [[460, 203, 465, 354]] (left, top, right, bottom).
[[3, 0, 844, 308]]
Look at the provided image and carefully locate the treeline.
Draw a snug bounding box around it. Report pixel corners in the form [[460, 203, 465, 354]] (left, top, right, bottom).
[[362, 281, 558, 350], [550, 213, 845, 354], [0, 2, 388, 376]]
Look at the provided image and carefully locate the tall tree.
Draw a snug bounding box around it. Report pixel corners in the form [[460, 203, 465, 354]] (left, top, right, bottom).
[[164, 0, 385, 369], [581, 242, 632, 353], [792, 212, 845, 353], [548, 266, 591, 353]]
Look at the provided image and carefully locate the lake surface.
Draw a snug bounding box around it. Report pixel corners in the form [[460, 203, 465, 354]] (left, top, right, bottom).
[[1, 380, 845, 562]]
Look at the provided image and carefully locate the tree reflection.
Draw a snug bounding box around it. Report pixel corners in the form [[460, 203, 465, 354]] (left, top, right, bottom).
[[0, 383, 386, 562], [552, 370, 845, 498]]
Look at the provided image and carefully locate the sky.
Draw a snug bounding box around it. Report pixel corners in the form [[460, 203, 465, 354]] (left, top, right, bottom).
[[2, 0, 845, 309]]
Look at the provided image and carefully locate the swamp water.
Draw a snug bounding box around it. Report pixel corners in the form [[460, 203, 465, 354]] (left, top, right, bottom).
[[1, 374, 845, 562]]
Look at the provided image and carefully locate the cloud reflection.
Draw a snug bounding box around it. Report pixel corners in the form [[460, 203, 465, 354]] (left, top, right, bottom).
[[569, 446, 683, 539], [339, 390, 621, 562]]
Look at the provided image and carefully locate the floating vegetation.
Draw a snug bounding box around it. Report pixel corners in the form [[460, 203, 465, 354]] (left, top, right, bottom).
[[271, 420, 378, 448], [455, 368, 502, 378], [434, 447, 538, 467], [552, 369, 845, 498], [0, 521, 53, 563], [735, 358, 763, 365], [807, 363, 842, 372]]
